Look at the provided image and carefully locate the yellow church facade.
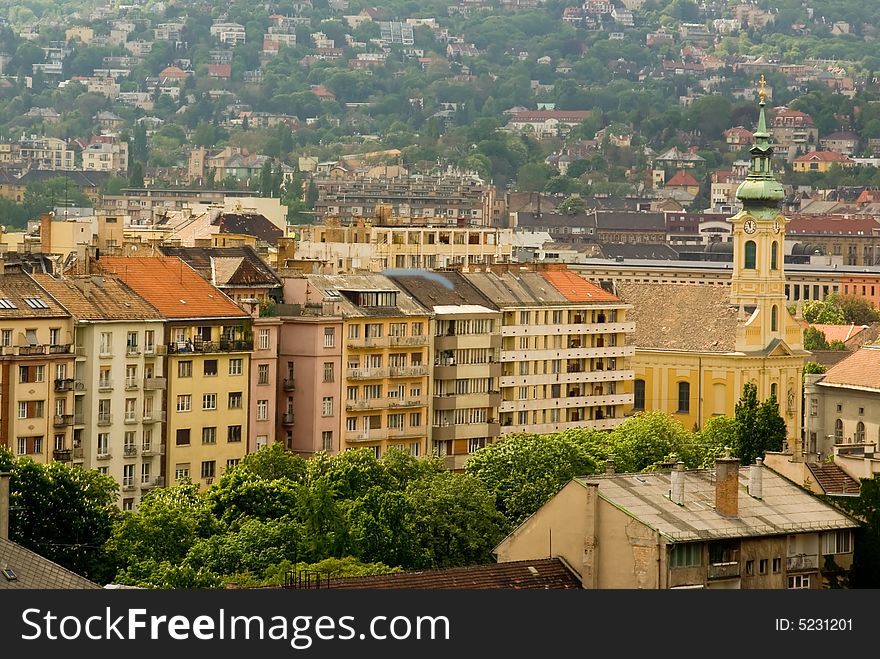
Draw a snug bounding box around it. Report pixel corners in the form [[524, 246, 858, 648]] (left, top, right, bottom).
[[618, 87, 808, 450]]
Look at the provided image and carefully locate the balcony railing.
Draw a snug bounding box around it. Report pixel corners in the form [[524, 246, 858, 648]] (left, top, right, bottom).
[[74, 413, 85, 425], [54, 378, 84, 392], [52, 449, 72, 462], [53, 414, 74, 427], [97, 413, 112, 426], [787, 554, 817, 572], [390, 335, 427, 347], [282, 413, 295, 425], [347, 367, 388, 380], [123, 445, 137, 457], [98, 380, 113, 391], [126, 345, 141, 356], [122, 480, 135, 491], [141, 476, 165, 489], [142, 410, 166, 424], [707, 562, 741, 580], [124, 380, 139, 391], [124, 414, 138, 424], [141, 443, 166, 456], [167, 339, 253, 354], [143, 377, 167, 390], [73, 447, 84, 460], [389, 365, 428, 378], [283, 378, 296, 391], [96, 451, 112, 460]]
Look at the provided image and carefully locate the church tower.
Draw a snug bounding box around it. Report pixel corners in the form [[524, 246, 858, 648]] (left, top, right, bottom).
[[729, 78, 803, 352]]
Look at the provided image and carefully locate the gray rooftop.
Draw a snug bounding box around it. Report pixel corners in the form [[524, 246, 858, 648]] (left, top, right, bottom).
[[0, 537, 101, 589]]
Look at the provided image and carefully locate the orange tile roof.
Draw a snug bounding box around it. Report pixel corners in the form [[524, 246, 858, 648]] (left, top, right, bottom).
[[820, 347, 880, 390], [666, 169, 700, 187], [97, 257, 248, 319], [810, 323, 866, 344], [541, 269, 620, 303]]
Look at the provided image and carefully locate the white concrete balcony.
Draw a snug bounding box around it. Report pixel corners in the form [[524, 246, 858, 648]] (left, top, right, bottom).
[[499, 369, 634, 387], [499, 393, 632, 413], [501, 322, 634, 337], [501, 346, 634, 362]]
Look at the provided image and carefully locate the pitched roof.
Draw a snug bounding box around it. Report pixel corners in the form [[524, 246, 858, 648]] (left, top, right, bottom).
[[328, 558, 581, 589], [666, 170, 700, 187], [809, 323, 867, 344], [0, 537, 101, 589], [542, 269, 620, 303], [794, 150, 854, 163], [386, 270, 499, 311], [574, 466, 858, 542], [595, 210, 667, 231], [303, 274, 429, 317], [615, 282, 738, 351], [0, 272, 70, 319], [158, 245, 281, 288], [97, 257, 248, 319], [806, 463, 861, 496], [462, 271, 570, 307], [818, 346, 880, 391], [31, 274, 163, 321], [213, 212, 284, 245]]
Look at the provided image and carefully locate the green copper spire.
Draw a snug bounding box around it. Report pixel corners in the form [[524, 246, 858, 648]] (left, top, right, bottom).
[[735, 76, 784, 207]]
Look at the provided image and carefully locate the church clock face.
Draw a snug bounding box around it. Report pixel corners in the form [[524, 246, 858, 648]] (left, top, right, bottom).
[[743, 219, 757, 234]]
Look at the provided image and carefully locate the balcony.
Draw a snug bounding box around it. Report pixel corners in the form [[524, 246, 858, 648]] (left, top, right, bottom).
[[347, 336, 389, 349], [142, 410, 166, 424], [346, 398, 389, 411], [124, 380, 139, 391], [141, 476, 165, 489], [432, 422, 501, 442], [74, 413, 85, 425], [73, 448, 84, 460], [53, 414, 74, 427], [143, 377, 167, 390], [141, 443, 165, 456], [98, 380, 113, 392], [390, 335, 427, 347], [18, 344, 47, 356], [97, 413, 112, 426], [52, 449, 72, 462], [708, 562, 741, 580], [388, 397, 428, 409], [123, 413, 138, 425], [347, 367, 388, 380], [123, 445, 138, 458], [54, 378, 84, 392], [144, 345, 166, 357], [126, 346, 141, 356], [344, 428, 386, 443], [389, 365, 428, 378], [282, 412, 295, 425], [167, 339, 253, 354], [74, 346, 86, 357], [98, 350, 113, 359], [787, 554, 818, 572], [122, 481, 135, 492], [283, 378, 296, 391], [96, 451, 112, 460]]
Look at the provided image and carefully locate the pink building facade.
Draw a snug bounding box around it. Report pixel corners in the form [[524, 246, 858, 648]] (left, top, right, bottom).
[[249, 316, 281, 452]]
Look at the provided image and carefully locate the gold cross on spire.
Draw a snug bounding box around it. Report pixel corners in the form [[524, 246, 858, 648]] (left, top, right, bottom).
[[758, 75, 766, 103]]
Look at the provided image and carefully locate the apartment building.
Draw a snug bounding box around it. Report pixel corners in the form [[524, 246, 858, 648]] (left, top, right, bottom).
[[770, 107, 818, 161], [33, 274, 166, 510], [17, 137, 75, 171], [98, 257, 253, 492], [289, 222, 513, 273], [0, 274, 75, 464], [283, 274, 431, 458], [462, 266, 634, 434], [82, 140, 129, 173], [249, 317, 281, 453], [389, 271, 502, 470]]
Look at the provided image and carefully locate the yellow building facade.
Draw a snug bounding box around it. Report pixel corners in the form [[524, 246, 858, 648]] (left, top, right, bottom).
[[620, 92, 808, 446]]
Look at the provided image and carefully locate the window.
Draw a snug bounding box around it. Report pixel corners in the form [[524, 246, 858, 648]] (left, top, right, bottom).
[[145, 330, 155, 352], [1, 329, 10, 346], [771, 305, 778, 332], [855, 421, 866, 443], [226, 458, 241, 471], [141, 463, 151, 485], [772, 557, 781, 573], [16, 438, 25, 455], [229, 358, 243, 375], [19, 365, 44, 383], [324, 327, 335, 347], [178, 360, 192, 378], [99, 332, 113, 355], [788, 575, 810, 589], [201, 460, 216, 479], [411, 322, 423, 336], [258, 328, 270, 350], [809, 398, 817, 417], [322, 431, 333, 451], [177, 394, 192, 412], [17, 400, 44, 418], [323, 362, 335, 382], [744, 240, 756, 269], [126, 331, 139, 353], [388, 413, 404, 429], [835, 418, 843, 443], [822, 530, 852, 555], [257, 399, 268, 420], [176, 429, 191, 446], [97, 433, 109, 455], [745, 560, 754, 576], [228, 392, 242, 409], [124, 398, 137, 422], [669, 543, 701, 568], [409, 412, 421, 427], [346, 417, 357, 431], [202, 427, 216, 444], [227, 425, 242, 442], [771, 242, 778, 270], [468, 438, 486, 453], [175, 464, 190, 481], [49, 328, 61, 345], [759, 559, 768, 575], [322, 396, 333, 417], [258, 364, 269, 384], [519, 311, 530, 324], [677, 381, 690, 413], [348, 324, 360, 339], [633, 379, 646, 411], [204, 359, 218, 376], [202, 393, 217, 410]]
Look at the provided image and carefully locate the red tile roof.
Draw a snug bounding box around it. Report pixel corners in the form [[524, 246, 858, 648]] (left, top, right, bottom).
[[542, 269, 620, 303], [794, 150, 854, 163], [810, 323, 867, 344], [327, 559, 581, 589], [666, 169, 700, 187], [786, 215, 880, 236], [820, 347, 880, 391], [807, 463, 861, 495], [97, 257, 247, 319]]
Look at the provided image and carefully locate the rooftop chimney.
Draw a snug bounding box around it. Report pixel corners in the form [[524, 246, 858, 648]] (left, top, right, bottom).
[[670, 460, 685, 506], [715, 454, 740, 517], [605, 455, 615, 475], [0, 471, 10, 541], [749, 457, 763, 499]]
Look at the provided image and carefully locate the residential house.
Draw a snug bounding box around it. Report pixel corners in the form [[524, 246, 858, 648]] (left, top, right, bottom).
[[820, 131, 860, 157], [793, 151, 856, 173]]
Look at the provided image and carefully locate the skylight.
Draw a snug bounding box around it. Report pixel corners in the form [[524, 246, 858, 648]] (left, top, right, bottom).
[[23, 298, 48, 309], [0, 299, 16, 309]]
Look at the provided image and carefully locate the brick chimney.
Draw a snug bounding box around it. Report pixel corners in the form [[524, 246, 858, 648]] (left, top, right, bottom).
[[0, 471, 10, 541], [40, 212, 53, 254], [715, 455, 740, 517]]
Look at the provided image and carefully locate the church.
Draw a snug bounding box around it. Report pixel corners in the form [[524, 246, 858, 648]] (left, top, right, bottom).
[[615, 88, 808, 447]]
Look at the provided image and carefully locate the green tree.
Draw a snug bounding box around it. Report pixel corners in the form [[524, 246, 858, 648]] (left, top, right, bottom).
[[128, 162, 145, 188], [802, 299, 846, 324], [804, 326, 830, 350], [803, 361, 828, 377], [23, 177, 92, 216], [834, 476, 880, 588], [515, 162, 553, 191], [836, 295, 880, 325], [733, 383, 787, 466], [131, 123, 148, 163], [0, 448, 117, 583], [756, 395, 788, 456], [305, 178, 318, 209], [259, 160, 274, 198], [102, 176, 129, 196], [558, 194, 587, 215], [465, 432, 597, 526]]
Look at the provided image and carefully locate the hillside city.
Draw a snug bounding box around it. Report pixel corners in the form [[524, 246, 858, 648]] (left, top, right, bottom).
[[0, 0, 879, 592]]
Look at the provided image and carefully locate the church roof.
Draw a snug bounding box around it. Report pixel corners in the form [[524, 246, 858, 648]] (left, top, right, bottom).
[[615, 282, 739, 352]]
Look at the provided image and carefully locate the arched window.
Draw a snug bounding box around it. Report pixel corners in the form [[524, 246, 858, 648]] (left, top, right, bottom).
[[771, 241, 778, 270], [677, 381, 690, 413], [835, 419, 844, 443], [771, 382, 777, 399], [856, 421, 866, 443], [744, 240, 757, 269], [633, 379, 645, 411], [771, 305, 778, 332]]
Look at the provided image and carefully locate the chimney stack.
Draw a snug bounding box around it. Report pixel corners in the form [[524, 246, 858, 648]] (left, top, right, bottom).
[[714, 454, 740, 517], [605, 455, 615, 475], [670, 460, 685, 506], [0, 471, 10, 541], [749, 457, 763, 499]]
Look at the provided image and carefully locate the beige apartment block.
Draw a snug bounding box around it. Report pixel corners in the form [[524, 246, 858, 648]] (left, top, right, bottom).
[[284, 274, 431, 458], [463, 266, 634, 435], [98, 257, 253, 492], [34, 274, 166, 510], [0, 274, 75, 464]]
